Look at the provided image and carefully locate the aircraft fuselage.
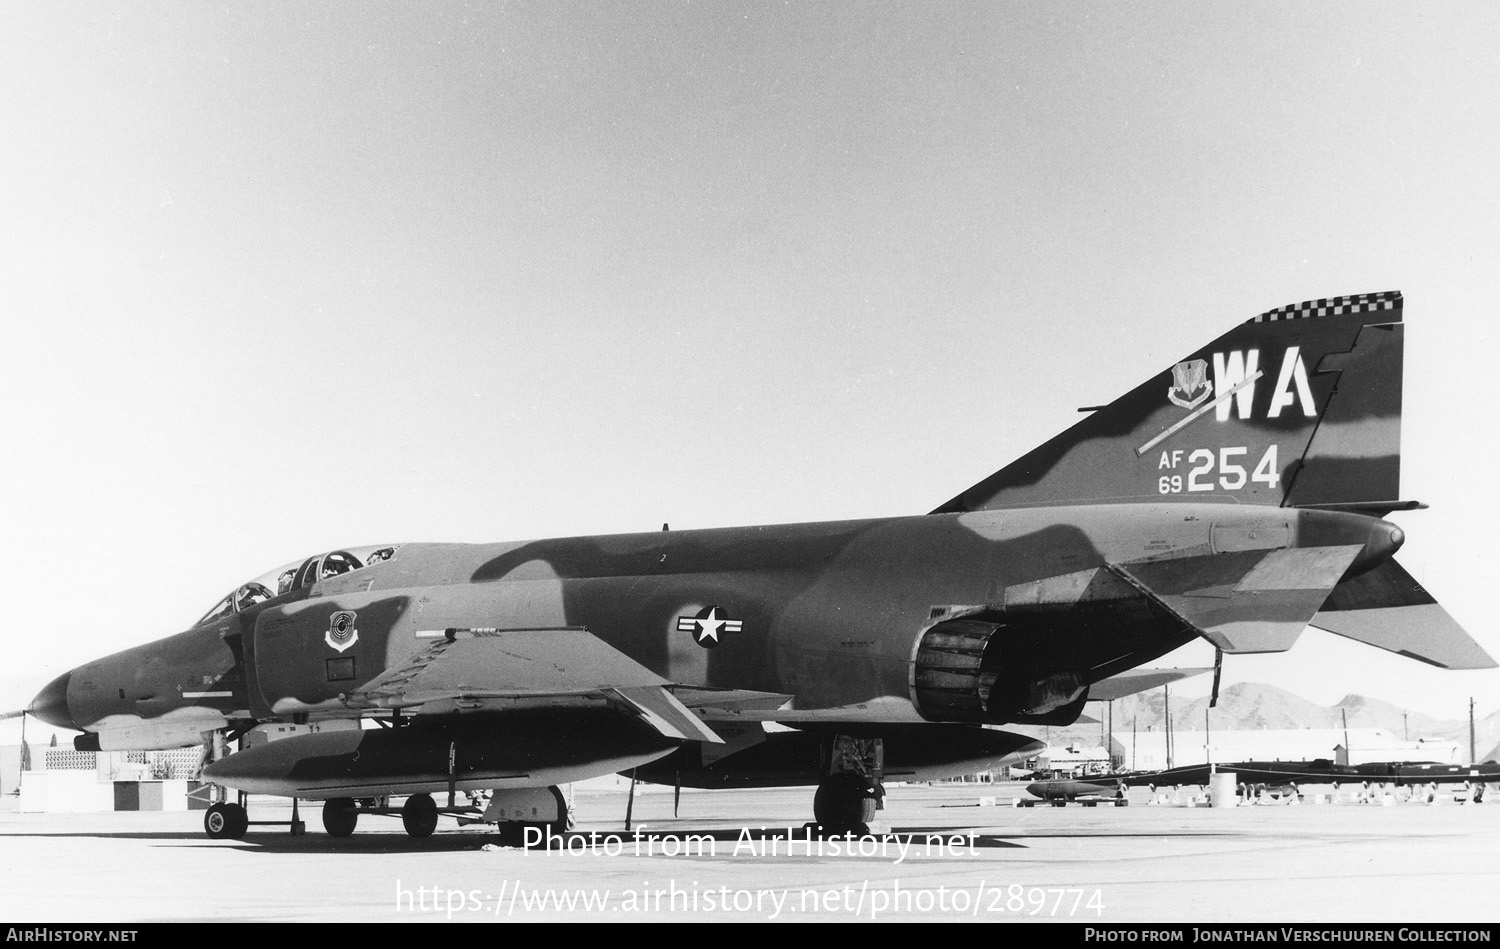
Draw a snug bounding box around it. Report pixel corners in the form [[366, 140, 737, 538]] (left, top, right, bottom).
[[37, 502, 1399, 745]]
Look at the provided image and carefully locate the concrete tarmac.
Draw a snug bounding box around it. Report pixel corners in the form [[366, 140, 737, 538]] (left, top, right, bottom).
[[1, 783, 1497, 923]]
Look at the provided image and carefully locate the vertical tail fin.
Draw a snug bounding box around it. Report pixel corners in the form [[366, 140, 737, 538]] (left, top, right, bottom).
[[934, 291, 1405, 512]]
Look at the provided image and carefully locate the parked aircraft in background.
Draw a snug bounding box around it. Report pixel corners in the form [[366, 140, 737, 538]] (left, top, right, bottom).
[[24, 291, 1493, 841]]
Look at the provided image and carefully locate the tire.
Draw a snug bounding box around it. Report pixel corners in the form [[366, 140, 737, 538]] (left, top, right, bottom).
[[205, 802, 248, 840], [545, 785, 570, 835], [204, 803, 232, 839], [402, 793, 439, 838], [322, 798, 358, 837], [495, 822, 527, 847], [812, 772, 877, 830], [493, 787, 568, 846], [225, 803, 249, 838]]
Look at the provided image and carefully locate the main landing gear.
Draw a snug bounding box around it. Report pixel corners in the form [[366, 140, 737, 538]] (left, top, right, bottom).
[[202, 796, 305, 839], [479, 786, 571, 847], [809, 735, 885, 836], [813, 772, 879, 833]]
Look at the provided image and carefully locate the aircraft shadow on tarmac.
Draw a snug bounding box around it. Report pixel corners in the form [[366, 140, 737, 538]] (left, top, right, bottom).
[[894, 825, 1232, 843], [8, 824, 1233, 853], [207, 827, 1038, 854], [7, 829, 501, 853]]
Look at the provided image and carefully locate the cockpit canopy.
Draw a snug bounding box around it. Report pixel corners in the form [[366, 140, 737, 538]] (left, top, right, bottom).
[[195, 544, 401, 626]]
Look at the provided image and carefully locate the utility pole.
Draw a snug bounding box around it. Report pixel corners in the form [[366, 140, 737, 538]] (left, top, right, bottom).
[[1471, 698, 1477, 766], [1165, 683, 1173, 770], [1107, 700, 1114, 770], [1205, 705, 1212, 770]]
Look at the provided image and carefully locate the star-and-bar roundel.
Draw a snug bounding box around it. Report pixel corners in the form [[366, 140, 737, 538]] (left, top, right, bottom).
[[676, 605, 744, 649]]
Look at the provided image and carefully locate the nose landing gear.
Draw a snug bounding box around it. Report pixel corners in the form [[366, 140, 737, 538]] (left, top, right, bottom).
[[203, 802, 249, 840]]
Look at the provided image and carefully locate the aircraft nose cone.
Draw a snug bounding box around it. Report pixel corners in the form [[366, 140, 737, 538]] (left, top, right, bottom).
[[29, 671, 79, 731]]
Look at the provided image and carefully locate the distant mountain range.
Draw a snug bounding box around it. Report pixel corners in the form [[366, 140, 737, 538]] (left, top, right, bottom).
[[1017, 682, 1500, 763]]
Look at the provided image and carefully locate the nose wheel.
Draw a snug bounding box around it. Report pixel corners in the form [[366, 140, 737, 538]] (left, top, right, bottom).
[[204, 802, 249, 840]]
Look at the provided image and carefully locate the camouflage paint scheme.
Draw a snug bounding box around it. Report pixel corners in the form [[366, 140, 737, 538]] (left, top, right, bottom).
[[28, 291, 1495, 803]]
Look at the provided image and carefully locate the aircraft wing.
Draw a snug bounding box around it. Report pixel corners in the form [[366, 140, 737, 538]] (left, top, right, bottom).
[[1087, 667, 1212, 702], [1310, 558, 1496, 669], [343, 628, 724, 743]]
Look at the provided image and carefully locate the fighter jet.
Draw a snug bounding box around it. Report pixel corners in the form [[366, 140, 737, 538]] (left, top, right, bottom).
[[25, 290, 1494, 841]]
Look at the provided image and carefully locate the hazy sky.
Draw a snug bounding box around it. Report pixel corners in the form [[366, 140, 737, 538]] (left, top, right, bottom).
[[2, 2, 1497, 734]]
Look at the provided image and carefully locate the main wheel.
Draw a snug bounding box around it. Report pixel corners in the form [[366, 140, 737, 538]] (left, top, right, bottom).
[[495, 787, 568, 847], [544, 785, 570, 835], [204, 802, 248, 840], [322, 798, 358, 837], [813, 772, 877, 831], [495, 822, 525, 847], [402, 793, 439, 838]]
